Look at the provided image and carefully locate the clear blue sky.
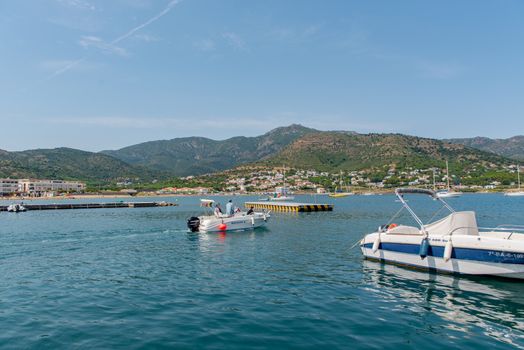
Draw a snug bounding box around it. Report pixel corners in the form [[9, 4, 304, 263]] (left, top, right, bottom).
[[1, 0, 523, 151]]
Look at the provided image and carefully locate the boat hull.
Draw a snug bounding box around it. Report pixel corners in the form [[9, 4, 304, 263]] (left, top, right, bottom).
[[436, 191, 462, 198], [328, 193, 352, 198], [7, 204, 26, 212], [505, 192, 524, 197], [269, 196, 295, 201], [198, 213, 269, 233], [360, 239, 524, 279]]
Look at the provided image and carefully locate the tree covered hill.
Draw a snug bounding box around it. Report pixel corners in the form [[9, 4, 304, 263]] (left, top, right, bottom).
[[102, 124, 318, 176], [446, 136, 524, 161], [0, 126, 520, 185], [0, 148, 155, 183], [264, 132, 512, 172]]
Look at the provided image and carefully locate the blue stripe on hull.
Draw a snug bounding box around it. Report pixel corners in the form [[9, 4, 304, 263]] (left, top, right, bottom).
[[362, 243, 524, 264]]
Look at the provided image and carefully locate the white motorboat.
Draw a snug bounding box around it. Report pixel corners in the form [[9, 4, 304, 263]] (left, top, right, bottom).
[[187, 211, 270, 233], [505, 165, 524, 197], [7, 204, 26, 212], [189, 199, 270, 233], [360, 188, 524, 279]]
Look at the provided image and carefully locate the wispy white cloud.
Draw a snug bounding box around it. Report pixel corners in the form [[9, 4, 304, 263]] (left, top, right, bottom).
[[79, 36, 128, 56], [55, 0, 96, 11], [303, 24, 322, 37], [417, 61, 463, 80], [40, 59, 102, 72], [111, 0, 181, 44], [269, 23, 323, 43], [222, 32, 245, 50], [44, 58, 87, 80], [47, 0, 182, 78], [193, 39, 216, 52], [45, 113, 400, 135], [46, 116, 271, 130], [133, 33, 160, 42]]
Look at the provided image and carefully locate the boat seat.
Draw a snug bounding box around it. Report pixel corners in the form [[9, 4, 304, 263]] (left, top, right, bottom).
[[387, 225, 421, 235], [425, 211, 479, 236]]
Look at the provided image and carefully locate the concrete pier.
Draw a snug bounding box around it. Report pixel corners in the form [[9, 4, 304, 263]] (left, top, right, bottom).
[[0, 201, 177, 212], [244, 201, 333, 212]]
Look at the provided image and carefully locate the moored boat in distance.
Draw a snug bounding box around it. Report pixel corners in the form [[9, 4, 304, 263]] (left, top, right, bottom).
[[328, 171, 353, 198], [328, 192, 352, 198], [436, 190, 462, 198], [436, 160, 462, 198], [261, 166, 295, 201], [505, 165, 524, 197], [7, 203, 26, 212], [360, 188, 524, 279]]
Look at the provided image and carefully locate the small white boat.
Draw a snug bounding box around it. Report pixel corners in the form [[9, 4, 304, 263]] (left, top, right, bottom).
[[505, 165, 524, 197], [436, 190, 462, 198], [360, 188, 524, 279], [187, 211, 270, 233], [269, 195, 295, 201], [7, 204, 26, 212], [505, 192, 524, 197], [263, 166, 295, 201], [436, 160, 462, 198]]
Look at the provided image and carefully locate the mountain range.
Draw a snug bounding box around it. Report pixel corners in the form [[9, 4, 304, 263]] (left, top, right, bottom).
[[446, 136, 524, 161], [0, 125, 522, 183], [101, 124, 317, 176], [265, 132, 510, 172], [0, 148, 155, 183]]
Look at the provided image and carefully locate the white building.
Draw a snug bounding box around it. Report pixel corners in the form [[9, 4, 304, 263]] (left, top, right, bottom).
[[18, 179, 86, 196], [0, 179, 19, 196]]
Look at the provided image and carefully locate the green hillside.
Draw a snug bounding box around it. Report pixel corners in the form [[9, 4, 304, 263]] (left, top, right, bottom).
[[264, 132, 512, 172], [102, 124, 318, 176], [0, 148, 155, 183], [446, 136, 524, 161]]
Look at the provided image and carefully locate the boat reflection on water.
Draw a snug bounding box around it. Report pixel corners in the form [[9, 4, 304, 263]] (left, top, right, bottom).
[[362, 260, 524, 347], [188, 228, 268, 253]]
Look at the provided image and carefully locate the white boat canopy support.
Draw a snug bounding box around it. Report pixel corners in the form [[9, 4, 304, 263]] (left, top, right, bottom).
[[394, 188, 455, 230]]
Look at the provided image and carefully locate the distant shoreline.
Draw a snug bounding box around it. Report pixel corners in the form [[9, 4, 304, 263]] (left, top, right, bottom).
[[0, 190, 508, 201]]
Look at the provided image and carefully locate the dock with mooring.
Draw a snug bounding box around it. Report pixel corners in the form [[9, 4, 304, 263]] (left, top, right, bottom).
[[244, 201, 333, 212], [0, 201, 177, 212]]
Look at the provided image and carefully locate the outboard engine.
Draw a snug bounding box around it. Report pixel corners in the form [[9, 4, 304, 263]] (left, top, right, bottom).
[[187, 216, 200, 232]]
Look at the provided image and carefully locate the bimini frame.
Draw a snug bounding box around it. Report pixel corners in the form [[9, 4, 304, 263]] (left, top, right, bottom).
[[394, 188, 455, 231]]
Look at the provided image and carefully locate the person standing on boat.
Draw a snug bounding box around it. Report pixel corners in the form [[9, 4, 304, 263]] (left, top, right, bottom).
[[226, 200, 234, 216]]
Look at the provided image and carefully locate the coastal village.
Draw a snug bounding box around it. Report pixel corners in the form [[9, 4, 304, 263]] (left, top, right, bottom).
[[148, 156, 521, 195], [1, 162, 521, 197], [196, 163, 522, 194]]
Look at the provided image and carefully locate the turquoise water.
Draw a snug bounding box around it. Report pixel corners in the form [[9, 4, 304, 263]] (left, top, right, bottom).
[[1, 194, 523, 349]]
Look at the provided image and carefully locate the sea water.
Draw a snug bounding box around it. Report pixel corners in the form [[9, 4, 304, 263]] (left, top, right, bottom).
[[0, 194, 523, 349]]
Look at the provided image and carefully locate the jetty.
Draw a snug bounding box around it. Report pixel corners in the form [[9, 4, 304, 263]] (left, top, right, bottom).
[[0, 201, 177, 212], [244, 201, 333, 212]]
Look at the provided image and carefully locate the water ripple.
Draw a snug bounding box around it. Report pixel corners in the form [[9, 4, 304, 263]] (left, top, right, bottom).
[[0, 195, 523, 349]]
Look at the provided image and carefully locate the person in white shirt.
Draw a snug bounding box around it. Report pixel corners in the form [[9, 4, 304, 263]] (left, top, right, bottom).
[[226, 200, 234, 216]]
